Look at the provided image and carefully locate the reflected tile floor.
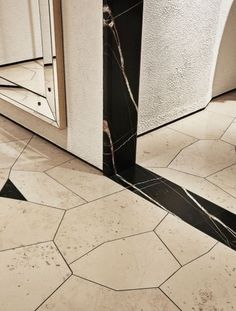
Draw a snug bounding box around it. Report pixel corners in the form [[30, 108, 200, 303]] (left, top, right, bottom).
[[0, 114, 235, 310]]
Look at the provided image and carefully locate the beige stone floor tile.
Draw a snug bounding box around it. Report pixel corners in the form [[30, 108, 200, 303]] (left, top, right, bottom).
[[38, 275, 179, 311], [13, 136, 74, 172], [47, 159, 124, 201], [0, 242, 71, 311], [161, 243, 236, 311], [222, 120, 236, 146], [208, 164, 236, 198], [137, 127, 196, 167], [0, 168, 9, 190], [0, 198, 63, 251], [150, 167, 236, 214], [207, 92, 236, 117], [71, 232, 180, 290], [168, 110, 234, 139], [10, 170, 86, 209], [0, 140, 29, 169], [169, 140, 236, 177], [0, 116, 32, 143], [155, 214, 216, 265], [55, 190, 166, 263]]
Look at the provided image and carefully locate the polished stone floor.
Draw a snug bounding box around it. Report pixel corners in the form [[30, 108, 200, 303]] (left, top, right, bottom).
[[0, 97, 236, 310], [137, 91, 236, 215]]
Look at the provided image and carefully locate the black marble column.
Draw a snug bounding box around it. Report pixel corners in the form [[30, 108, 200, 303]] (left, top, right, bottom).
[[102, 1, 236, 251], [103, 0, 143, 176]]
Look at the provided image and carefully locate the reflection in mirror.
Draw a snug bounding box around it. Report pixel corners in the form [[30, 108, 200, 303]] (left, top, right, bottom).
[[0, 0, 66, 128]]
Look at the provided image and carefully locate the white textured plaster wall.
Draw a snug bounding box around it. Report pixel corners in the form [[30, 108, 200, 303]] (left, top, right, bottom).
[[138, 0, 236, 134]]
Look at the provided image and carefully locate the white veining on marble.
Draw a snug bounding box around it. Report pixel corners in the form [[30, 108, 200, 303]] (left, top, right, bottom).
[[103, 4, 138, 111]]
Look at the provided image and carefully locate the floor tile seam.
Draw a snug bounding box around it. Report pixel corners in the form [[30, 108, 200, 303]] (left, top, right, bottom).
[[0, 136, 33, 145], [68, 230, 155, 266], [53, 240, 73, 274], [73, 274, 180, 292], [153, 212, 169, 230], [43, 171, 89, 203], [206, 162, 236, 179], [0, 239, 53, 254], [43, 158, 76, 173], [158, 287, 182, 311], [9, 136, 33, 177], [66, 188, 127, 212], [158, 242, 218, 289], [205, 179, 236, 201], [219, 116, 236, 139], [34, 274, 73, 311], [164, 139, 199, 168], [52, 210, 66, 241], [153, 230, 182, 267]]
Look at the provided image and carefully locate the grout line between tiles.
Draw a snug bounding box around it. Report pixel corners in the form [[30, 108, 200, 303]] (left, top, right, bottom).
[[166, 139, 199, 168], [153, 212, 169, 231], [0, 239, 53, 254], [34, 274, 73, 311], [206, 162, 236, 179], [159, 288, 183, 310], [73, 274, 118, 291], [53, 210, 66, 240], [44, 171, 89, 203], [53, 240, 73, 274], [153, 231, 183, 267], [69, 230, 154, 266], [158, 242, 218, 288]]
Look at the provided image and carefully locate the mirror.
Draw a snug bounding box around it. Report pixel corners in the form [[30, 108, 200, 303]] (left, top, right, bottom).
[[0, 0, 66, 128]]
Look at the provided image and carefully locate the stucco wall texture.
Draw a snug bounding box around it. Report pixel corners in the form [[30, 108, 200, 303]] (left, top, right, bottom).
[[138, 0, 236, 134]]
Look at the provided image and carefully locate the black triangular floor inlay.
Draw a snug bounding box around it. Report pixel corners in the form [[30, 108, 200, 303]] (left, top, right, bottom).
[[0, 179, 26, 201]]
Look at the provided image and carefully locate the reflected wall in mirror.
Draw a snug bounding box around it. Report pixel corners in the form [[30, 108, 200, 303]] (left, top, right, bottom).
[[0, 0, 66, 128]]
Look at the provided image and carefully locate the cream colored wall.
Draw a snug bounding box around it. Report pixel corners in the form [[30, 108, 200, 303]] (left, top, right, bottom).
[[138, 0, 236, 134], [0, 0, 103, 169]]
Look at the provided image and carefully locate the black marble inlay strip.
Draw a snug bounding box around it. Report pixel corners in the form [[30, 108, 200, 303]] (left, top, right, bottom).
[[110, 165, 236, 251], [103, 0, 143, 175], [0, 179, 26, 201]]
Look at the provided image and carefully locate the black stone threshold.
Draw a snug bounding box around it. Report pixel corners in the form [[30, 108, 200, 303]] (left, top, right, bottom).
[[110, 164, 236, 251]]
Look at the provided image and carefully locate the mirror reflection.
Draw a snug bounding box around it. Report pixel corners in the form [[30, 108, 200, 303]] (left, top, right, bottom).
[[0, 0, 65, 127]]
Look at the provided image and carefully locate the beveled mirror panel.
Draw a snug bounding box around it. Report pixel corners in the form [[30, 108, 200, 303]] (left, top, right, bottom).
[[0, 0, 66, 128]]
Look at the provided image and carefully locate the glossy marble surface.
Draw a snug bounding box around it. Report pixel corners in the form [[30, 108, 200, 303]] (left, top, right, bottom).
[[1, 115, 235, 309]]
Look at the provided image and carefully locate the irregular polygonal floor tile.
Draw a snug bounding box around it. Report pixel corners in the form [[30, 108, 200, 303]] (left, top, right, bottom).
[[155, 214, 216, 265], [13, 136, 74, 172], [137, 127, 196, 167], [38, 276, 179, 311], [47, 159, 124, 201], [150, 167, 236, 214], [207, 92, 236, 117], [71, 232, 180, 290], [208, 164, 236, 198], [168, 110, 234, 139], [0, 169, 10, 191], [55, 190, 166, 263], [222, 120, 236, 146], [10, 171, 86, 209], [0, 242, 71, 311], [0, 116, 32, 143], [161, 243, 236, 311], [169, 140, 236, 177], [0, 198, 63, 250], [0, 140, 29, 169]]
